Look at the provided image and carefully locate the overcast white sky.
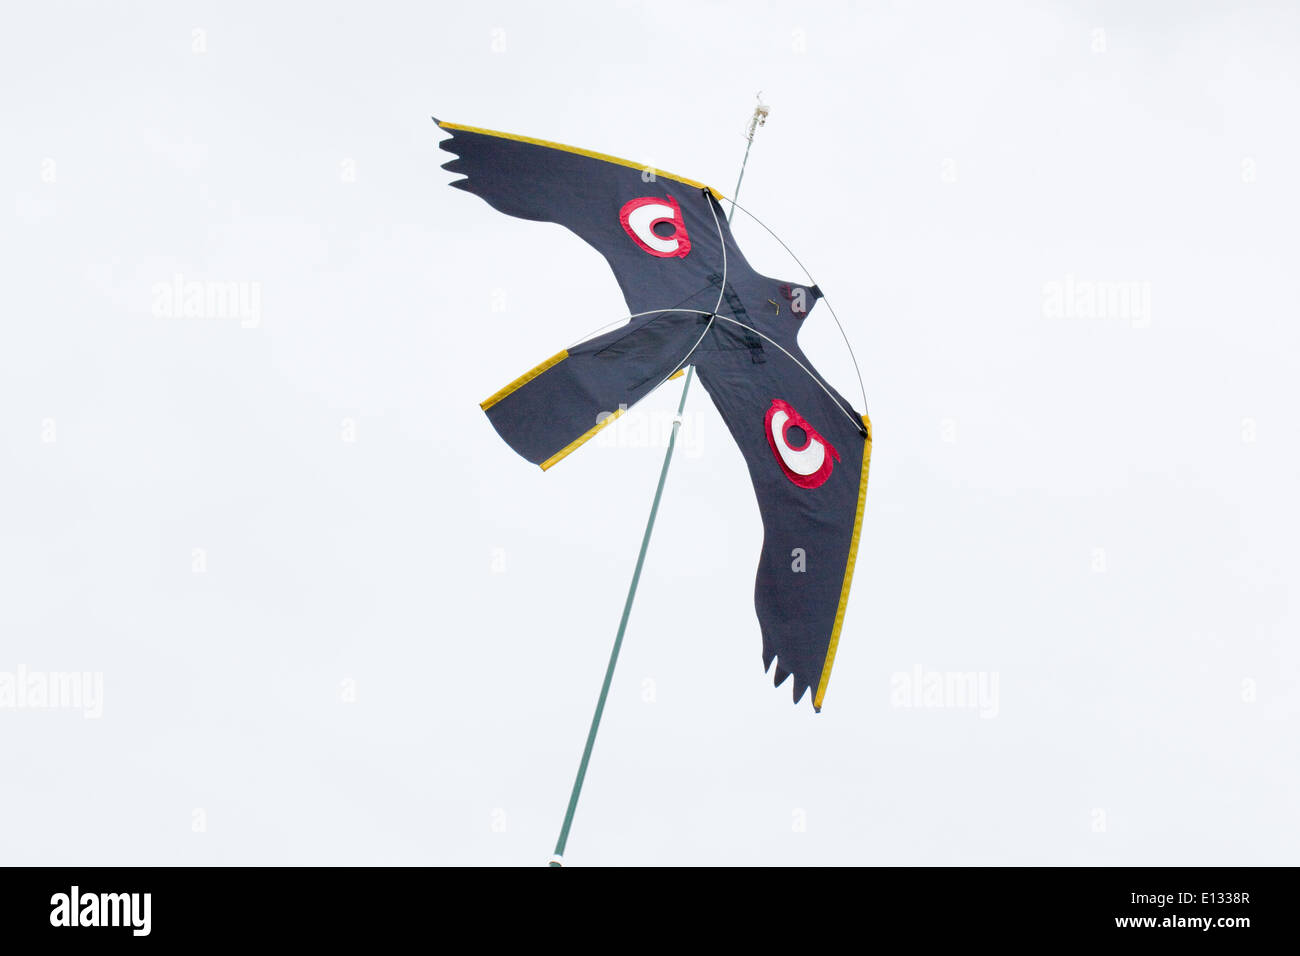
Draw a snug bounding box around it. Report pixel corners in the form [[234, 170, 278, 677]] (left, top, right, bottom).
[[1, 0, 1297, 865]]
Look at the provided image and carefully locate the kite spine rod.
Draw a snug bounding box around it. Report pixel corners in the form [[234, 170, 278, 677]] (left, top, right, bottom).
[[549, 101, 761, 867]]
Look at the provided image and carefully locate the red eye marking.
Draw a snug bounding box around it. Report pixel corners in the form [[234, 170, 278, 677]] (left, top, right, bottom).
[[764, 399, 839, 489], [619, 195, 691, 259]]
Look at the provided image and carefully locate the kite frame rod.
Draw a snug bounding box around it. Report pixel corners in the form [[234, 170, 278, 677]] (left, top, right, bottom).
[[548, 106, 762, 867], [548, 365, 697, 867]]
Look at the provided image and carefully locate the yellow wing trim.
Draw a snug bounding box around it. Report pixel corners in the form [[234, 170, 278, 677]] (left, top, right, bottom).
[[436, 119, 724, 202], [540, 408, 624, 472], [813, 415, 873, 711], [480, 350, 569, 412]]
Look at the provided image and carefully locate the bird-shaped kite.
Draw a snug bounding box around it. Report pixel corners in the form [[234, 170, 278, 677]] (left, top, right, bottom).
[[435, 117, 871, 710]]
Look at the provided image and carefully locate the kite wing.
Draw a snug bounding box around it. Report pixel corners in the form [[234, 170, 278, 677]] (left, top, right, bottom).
[[434, 117, 729, 315], [693, 340, 871, 711], [435, 117, 749, 468]]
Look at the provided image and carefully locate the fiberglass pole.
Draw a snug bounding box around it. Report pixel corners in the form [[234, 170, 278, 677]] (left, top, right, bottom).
[[548, 98, 770, 867]]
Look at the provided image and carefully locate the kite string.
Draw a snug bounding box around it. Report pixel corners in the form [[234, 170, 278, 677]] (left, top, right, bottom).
[[715, 194, 869, 417]]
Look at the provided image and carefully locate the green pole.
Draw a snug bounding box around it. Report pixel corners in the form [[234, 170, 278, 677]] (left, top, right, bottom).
[[549, 99, 769, 867]]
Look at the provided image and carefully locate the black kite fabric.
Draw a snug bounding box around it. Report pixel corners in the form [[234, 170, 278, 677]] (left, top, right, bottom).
[[435, 117, 872, 710]]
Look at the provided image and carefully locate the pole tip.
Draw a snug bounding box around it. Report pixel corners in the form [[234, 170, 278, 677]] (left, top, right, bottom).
[[548, 854, 564, 867]]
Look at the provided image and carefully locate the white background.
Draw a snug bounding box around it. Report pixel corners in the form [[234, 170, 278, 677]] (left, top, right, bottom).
[[2, 1, 1296, 865]]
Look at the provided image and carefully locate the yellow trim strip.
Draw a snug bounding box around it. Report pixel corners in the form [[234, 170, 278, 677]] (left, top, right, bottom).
[[437, 119, 724, 201], [540, 408, 624, 472], [813, 415, 873, 711], [480, 350, 568, 411], [667, 368, 685, 381]]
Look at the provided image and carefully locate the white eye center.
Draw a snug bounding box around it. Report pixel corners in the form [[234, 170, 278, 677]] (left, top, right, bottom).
[[625, 202, 679, 254], [770, 410, 825, 476]]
